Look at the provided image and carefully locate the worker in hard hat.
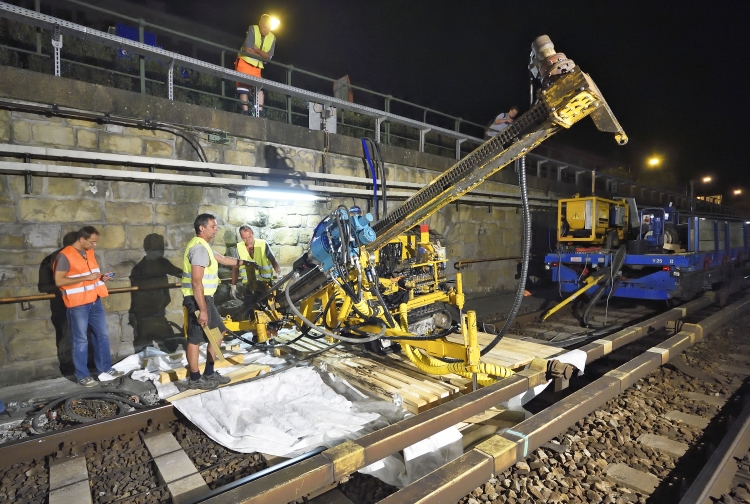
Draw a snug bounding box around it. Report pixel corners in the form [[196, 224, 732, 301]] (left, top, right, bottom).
[[230, 225, 280, 309], [235, 14, 278, 116]]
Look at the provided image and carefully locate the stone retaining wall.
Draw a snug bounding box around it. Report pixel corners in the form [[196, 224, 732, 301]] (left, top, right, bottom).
[[0, 67, 556, 386]]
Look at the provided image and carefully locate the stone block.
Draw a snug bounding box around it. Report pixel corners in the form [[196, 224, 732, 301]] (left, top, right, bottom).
[[168, 226, 197, 251], [5, 319, 57, 361], [123, 126, 174, 139], [0, 225, 24, 247], [268, 211, 286, 229], [202, 147, 221, 163], [49, 481, 92, 504], [228, 206, 268, 227], [664, 410, 709, 429], [224, 149, 255, 167], [173, 186, 204, 204], [16, 298, 52, 320], [0, 109, 9, 141], [145, 140, 174, 158], [19, 198, 102, 223], [66, 118, 99, 128], [113, 181, 150, 200], [637, 433, 688, 457], [0, 302, 16, 325], [272, 228, 298, 246], [198, 205, 227, 223], [0, 267, 24, 286], [45, 178, 80, 197], [604, 463, 658, 495], [155, 204, 198, 226], [11, 120, 30, 142], [105, 202, 153, 224], [49, 454, 89, 489], [277, 245, 303, 265], [98, 225, 127, 249], [76, 129, 98, 149], [682, 391, 726, 407], [126, 225, 168, 250], [299, 228, 313, 244], [31, 123, 75, 147], [235, 138, 258, 152], [0, 360, 36, 387], [3, 250, 48, 266], [99, 133, 143, 155], [13, 112, 60, 122]]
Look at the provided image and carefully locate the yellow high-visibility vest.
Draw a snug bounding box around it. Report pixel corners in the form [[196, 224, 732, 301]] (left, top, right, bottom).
[[238, 25, 275, 69], [181, 237, 219, 296], [237, 238, 274, 283]]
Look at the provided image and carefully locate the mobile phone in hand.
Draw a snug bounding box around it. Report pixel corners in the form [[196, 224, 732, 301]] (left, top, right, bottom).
[[103, 272, 115, 278]]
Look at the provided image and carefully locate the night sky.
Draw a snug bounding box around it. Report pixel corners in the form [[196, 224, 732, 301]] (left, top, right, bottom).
[[164, 0, 748, 199]]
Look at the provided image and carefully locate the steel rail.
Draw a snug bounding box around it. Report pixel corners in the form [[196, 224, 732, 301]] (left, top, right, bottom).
[[679, 395, 750, 503], [0, 403, 177, 466], [380, 291, 750, 503], [196, 292, 720, 503], [0, 289, 734, 499]]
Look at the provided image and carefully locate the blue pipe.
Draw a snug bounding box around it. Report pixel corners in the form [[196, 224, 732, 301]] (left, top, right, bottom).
[[361, 138, 378, 219]]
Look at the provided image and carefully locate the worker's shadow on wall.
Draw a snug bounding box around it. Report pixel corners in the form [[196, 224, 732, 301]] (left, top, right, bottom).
[[38, 231, 78, 377], [128, 234, 184, 353], [261, 145, 295, 170]]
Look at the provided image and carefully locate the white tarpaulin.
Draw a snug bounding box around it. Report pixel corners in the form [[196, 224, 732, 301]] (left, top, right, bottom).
[[172, 366, 380, 457]]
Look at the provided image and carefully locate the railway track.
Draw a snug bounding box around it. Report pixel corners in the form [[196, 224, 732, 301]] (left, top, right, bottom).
[[0, 284, 748, 504]]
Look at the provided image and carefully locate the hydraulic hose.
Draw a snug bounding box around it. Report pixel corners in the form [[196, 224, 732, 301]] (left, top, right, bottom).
[[31, 390, 149, 432], [582, 246, 626, 326], [402, 344, 513, 385], [285, 274, 384, 343], [480, 155, 532, 356], [362, 138, 379, 220]]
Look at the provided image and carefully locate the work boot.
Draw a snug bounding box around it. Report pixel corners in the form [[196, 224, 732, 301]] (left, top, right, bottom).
[[204, 372, 231, 385], [241, 109, 250, 116], [186, 375, 219, 390], [78, 376, 97, 387]]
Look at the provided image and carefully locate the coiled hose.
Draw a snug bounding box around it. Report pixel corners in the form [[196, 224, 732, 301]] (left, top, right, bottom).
[[402, 344, 514, 386], [285, 274, 384, 343], [32, 390, 149, 432], [481, 155, 532, 355]]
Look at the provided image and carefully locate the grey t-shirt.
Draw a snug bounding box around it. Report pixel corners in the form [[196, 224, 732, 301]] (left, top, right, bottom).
[[55, 248, 104, 273], [243, 26, 276, 60], [186, 243, 225, 267]]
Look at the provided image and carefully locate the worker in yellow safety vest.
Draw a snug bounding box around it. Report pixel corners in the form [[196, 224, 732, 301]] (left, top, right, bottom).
[[235, 14, 277, 116], [182, 213, 252, 390], [230, 224, 281, 308]]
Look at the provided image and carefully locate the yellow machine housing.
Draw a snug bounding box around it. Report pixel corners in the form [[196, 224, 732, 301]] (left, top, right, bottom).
[[558, 195, 629, 248]]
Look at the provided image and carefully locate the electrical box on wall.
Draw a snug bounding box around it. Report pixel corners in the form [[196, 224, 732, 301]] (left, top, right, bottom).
[[308, 103, 337, 133]]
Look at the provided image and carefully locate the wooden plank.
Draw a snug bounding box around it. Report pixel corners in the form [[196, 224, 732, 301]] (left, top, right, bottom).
[[334, 359, 437, 405], [166, 364, 271, 402], [158, 355, 247, 383], [369, 354, 461, 396]]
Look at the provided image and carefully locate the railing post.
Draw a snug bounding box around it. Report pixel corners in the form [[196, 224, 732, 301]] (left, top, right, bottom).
[[385, 95, 392, 145], [167, 59, 174, 100], [34, 0, 41, 54], [138, 18, 146, 94], [454, 118, 462, 158], [220, 50, 225, 97], [286, 65, 293, 125]]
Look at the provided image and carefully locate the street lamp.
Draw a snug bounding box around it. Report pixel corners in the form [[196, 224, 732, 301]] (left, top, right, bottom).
[[647, 157, 661, 167], [734, 189, 743, 196], [689, 176, 714, 213]]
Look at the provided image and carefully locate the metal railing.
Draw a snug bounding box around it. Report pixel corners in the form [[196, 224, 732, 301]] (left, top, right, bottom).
[[0, 1, 746, 218], [0, 0, 487, 159]]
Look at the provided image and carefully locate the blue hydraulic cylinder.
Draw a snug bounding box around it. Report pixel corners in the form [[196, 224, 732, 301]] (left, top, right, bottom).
[[310, 207, 375, 272]]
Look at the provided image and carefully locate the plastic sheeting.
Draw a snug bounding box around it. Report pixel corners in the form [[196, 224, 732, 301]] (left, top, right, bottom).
[[502, 348, 588, 412], [172, 366, 381, 457]]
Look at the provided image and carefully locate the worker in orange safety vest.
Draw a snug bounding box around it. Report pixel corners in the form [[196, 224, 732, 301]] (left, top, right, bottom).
[[53, 226, 124, 387]]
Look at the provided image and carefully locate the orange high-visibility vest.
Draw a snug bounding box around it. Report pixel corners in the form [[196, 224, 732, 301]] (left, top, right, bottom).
[[54, 246, 109, 308]]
